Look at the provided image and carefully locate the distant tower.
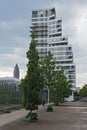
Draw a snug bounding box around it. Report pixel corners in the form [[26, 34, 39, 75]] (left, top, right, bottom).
[[13, 64, 20, 79]]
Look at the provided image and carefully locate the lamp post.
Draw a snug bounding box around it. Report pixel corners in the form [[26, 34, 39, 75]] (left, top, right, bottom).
[[47, 86, 49, 104]]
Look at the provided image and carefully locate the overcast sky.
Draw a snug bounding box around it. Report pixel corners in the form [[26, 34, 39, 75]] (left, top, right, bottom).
[[0, 0, 87, 87]]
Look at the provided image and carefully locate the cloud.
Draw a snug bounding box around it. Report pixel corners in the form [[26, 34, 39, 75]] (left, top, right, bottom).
[[0, 0, 87, 87], [77, 72, 87, 87], [0, 47, 27, 79], [0, 19, 29, 79], [54, 1, 87, 87]]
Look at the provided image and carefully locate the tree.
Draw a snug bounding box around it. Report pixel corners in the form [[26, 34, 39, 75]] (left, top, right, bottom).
[[40, 51, 55, 112], [21, 31, 42, 121], [0, 85, 10, 104], [79, 84, 87, 98], [41, 51, 55, 103], [51, 69, 71, 104]]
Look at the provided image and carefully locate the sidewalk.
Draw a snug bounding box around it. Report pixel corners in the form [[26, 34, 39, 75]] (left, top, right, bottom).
[[0, 101, 87, 130], [0, 108, 28, 127], [0, 105, 43, 127]]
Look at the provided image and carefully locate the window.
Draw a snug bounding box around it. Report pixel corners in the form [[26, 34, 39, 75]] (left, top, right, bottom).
[[58, 29, 62, 32], [51, 8, 55, 15], [32, 11, 37, 17], [57, 20, 62, 23]]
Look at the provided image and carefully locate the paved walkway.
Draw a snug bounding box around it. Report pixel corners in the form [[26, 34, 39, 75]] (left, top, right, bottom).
[[0, 105, 43, 127], [0, 108, 28, 127], [0, 102, 87, 130]]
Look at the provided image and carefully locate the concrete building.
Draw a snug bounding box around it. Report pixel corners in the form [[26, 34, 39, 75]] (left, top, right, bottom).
[[31, 7, 76, 101], [0, 77, 20, 91], [0, 77, 21, 104], [0, 64, 21, 104], [0, 64, 20, 89]]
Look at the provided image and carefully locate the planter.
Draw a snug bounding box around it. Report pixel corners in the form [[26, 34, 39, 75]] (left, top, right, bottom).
[[46, 105, 53, 112], [25, 112, 38, 122]]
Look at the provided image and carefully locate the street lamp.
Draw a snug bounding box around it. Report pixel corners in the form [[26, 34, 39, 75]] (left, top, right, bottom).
[[47, 86, 49, 104]]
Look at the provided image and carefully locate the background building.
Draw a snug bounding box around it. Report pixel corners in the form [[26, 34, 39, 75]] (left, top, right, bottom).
[[31, 7, 76, 101], [0, 64, 21, 104], [0, 77, 20, 91], [13, 64, 20, 79]]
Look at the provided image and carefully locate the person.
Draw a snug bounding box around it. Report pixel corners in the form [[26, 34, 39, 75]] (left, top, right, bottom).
[[42, 99, 45, 106]]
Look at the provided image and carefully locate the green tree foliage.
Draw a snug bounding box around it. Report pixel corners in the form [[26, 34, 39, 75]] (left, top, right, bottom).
[[79, 84, 87, 97], [21, 32, 43, 111], [0, 85, 10, 104], [41, 51, 55, 89], [41, 51, 55, 102], [51, 69, 72, 104]]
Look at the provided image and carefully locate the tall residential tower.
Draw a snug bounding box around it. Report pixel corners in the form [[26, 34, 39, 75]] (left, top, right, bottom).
[[31, 7, 76, 101]]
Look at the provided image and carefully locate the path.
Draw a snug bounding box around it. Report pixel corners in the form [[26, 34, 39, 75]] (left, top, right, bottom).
[[0, 102, 87, 130]]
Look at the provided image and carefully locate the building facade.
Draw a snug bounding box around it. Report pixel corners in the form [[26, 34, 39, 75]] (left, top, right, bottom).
[[0, 77, 21, 90], [0, 77, 21, 104], [31, 7, 76, 101], [0, 64, 21, 104]]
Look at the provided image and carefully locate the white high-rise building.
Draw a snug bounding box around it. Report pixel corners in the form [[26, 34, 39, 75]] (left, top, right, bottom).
[[31, 7, 76, 101]]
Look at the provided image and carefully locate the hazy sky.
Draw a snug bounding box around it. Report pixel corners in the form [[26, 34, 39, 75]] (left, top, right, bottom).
[[0, 0, 87, 87]]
